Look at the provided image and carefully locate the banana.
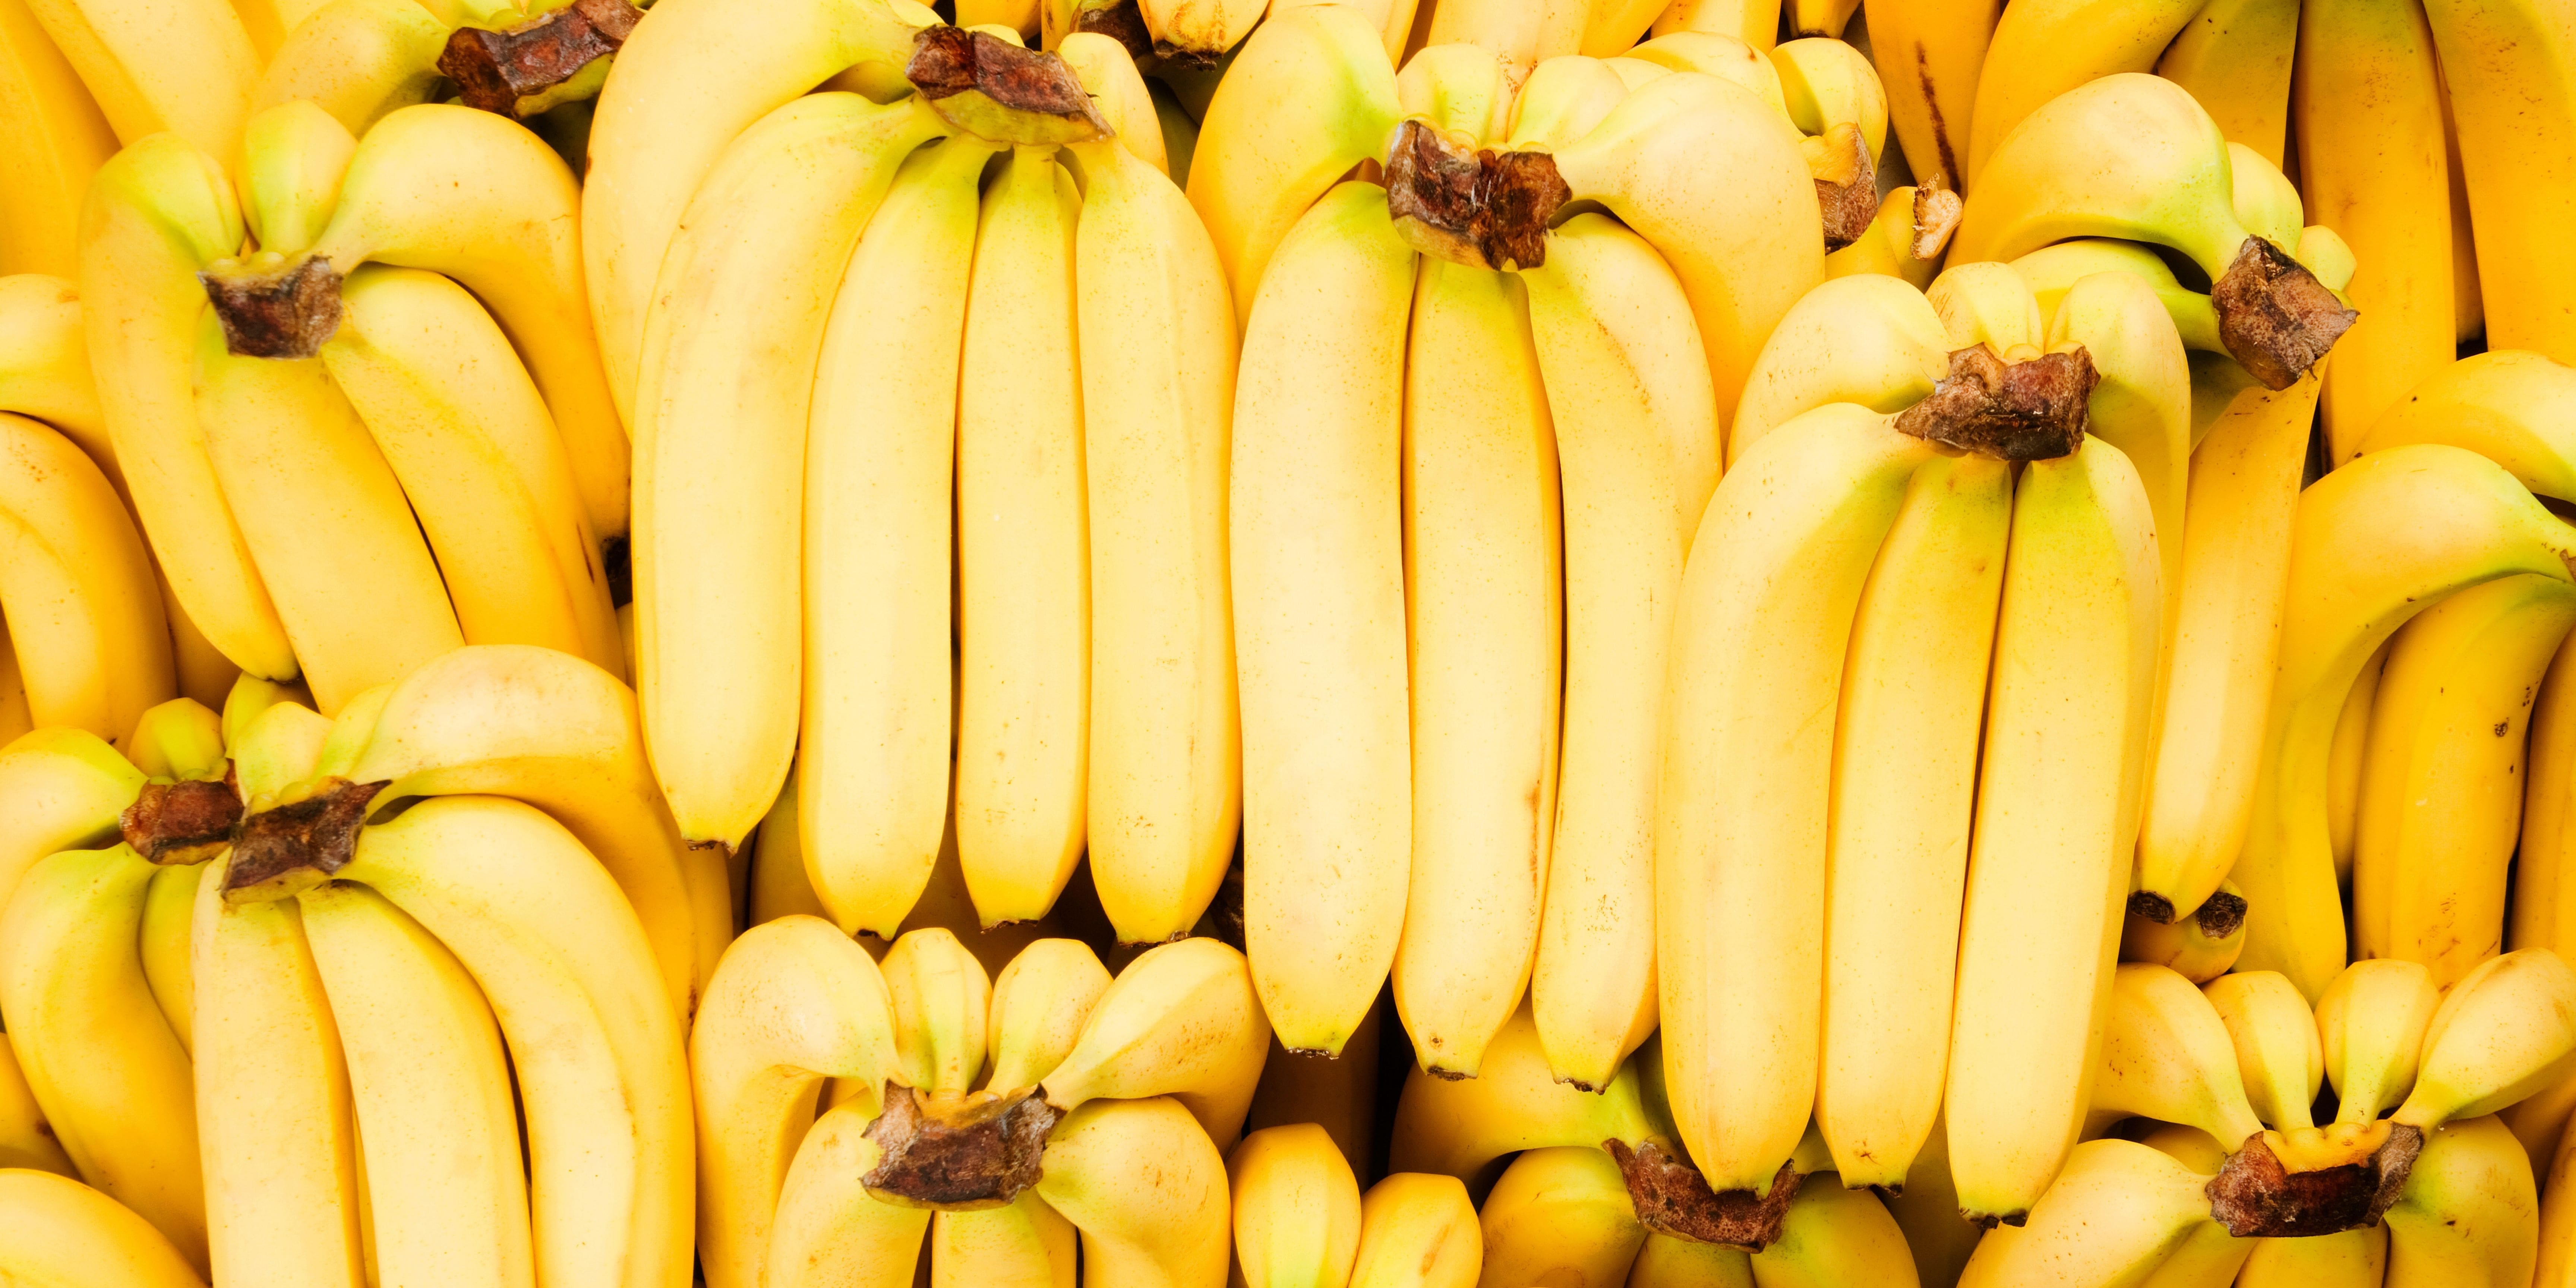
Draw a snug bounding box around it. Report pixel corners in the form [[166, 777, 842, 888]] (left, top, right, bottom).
[[230, 691, 330, 804], [122, 696, 221, 782], [0, 1024, 75, 1175], [1423, 0, 1585, 90], [248, 0, 449, 138], [2206, 970, 2326, 1132], [2355, 575, 2576, 986], [1747, 1169, 1920, 1288], [1823, 187, 1961, 291], [0, 845, 205, 1269], [1882, 1123, 1984, 1288], [0, 275, 116, 483], [2154, 0, 2299, 164], [930, 1194, 1078, 1288], [2236, 1225, 2386, 1288], [798, 134, 998, 937], [0, 412, 172, 741], [1243, 1010, 1384, 1182], [2046, 270, 2190, 628], [2133, 1127, 2261, 1288], [0, 1168, 208, 1287], [19, 0, 258, 159], [2390, 950, 2576, 1138], [1398, 42, 1509, 141], [1521, 211, 1718, 1091], [1232, 181, 1415, 1057], [2231, 445, 2576, 1001], [1963, 0, 2203, 181], [277, 795, 692, 1288], [1034, 1096, 1232, 1288], [319, 264, 622, 675], [1389, 1005, 1667, 1183], [0, 0, 114, 277], [1770, 37, 1886, 154], [1037, 937, 1269, 1150], [2418, 0, 2576, 363], [1924, 260, 2044, 351], [984, 938, 1112, 1093], [2504, 1069, 2576, 1179], [1859, 0, 1990, 192], [1503, 54, 1628, 150], [188, 311, 460, 715], [2319, 502, 2374, 869], [1063, 119, 1240, 947], [190, 854, 366, 1288], [0, 727, 141, 911], [1474, 1147, 1646, 1288], [1728, 272, 1951, 465], [2318, 957, 2442, 1127], [297, 102, 625, 539], [1549, 70, 1822, 427], [881, 927, 993, 1096], [2295, 0, 2453, 459], [1951, 74, 2355, 389], [1947, 433, 2163, 1223], [631, 91, 946, 852], [333, 643, 718, 1020], [2086, 963, 2267, 1147], [2383, 1116, 2539, 1288], [1350, 1172, 1481, 1288], [1626, 1234, 1756, 1288], [1952, 1139, 2217, 1284], [1816, 451, 2010, 1190], [2227, 141, 2305, 252], [1647, 0, 1781, 51], [2122, 880, 2249, 984], [2540, 1106, 2576, 1287], [0, 640, 30, 745], [765, 1101, 932, 1287], [2011, 240, 2227, 355], [2359, 350, 2576, 501], [952, 145, 1085, 929], [78, 135, 297, 682], [1136, 0, 1257, 61], [2127, 373, 2324, 926], [1230, 1122, 1364, 1288], [692, 914, 902, 1288]]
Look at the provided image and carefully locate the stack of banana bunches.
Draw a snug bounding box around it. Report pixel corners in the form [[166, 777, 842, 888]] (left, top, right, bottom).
[[7, 0, 2576, 1275]]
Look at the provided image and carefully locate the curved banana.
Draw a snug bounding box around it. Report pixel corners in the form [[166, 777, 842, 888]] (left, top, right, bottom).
[[1817, 450, 2010, 1190], [1947, 434, 2163, 1223], [1626, 1233, 1755, 1288], [1727, 272, 1950, 465], [2154, 0, 2299, 164], [2046, 269, 2190, 622], [2232, 445, 2576, 1001], [2206, 970, 2325, 1132], [1033, 1096, 1232, 1288], [2391, 950, 2576, 1137], [1859, 0, 1990, 193], [2236, 1225, 2385, 1288], [1746, 1169, 1920, 1288], [0, 0, 114, 277], [0, 413, 171, 741], [1388, 1005, 1666, 1183], [0, 1168, 207, 1287], [0, 274, 115, 480], [2227, 141, 2305, 253], [121, 695, 220, 782], [1616, 32, 1784, 113], [2011, 239, 2226, 354], [249, 0, 448, 138], [1351, 1172, 1481, 1288], [0, 1024, 75, 1175], [632, 91, 946, 852], [1064, 125, 1240, 946], [1503, 54, 1629, 151], [1953, 1139, 2218, 1285], [1475, 1146, 1647, 1288], [1229, 1122, 1364, 1288], [1923, 259, 2044, 351], [1963, 0, 2202, 181], [2382, 1116, 2539, 1288], [1822, 186, 1959, 290], [2120, 879, 2248, 984], [1770, 37, 1886, 158], [2358, 350, 2576, 502], [0, 725, 146, 915], [881, 926, 993, 1096], [1038, 936, 1269, 1150], [929, 1193, 1077, 1288], [692, 914, 901, 1288], [1055, 35, 1164, 171], [2317, 957, 2441, 1127], [1645, 0, 1780, 51], [2087, 963, 2267, 1149], [2418, 0, 2576, 363], [765, 1101, 932, 1287], [18, 0, 258, 159], [1522, 212, 1718, 1091], [984, 937, 1112, 1092]]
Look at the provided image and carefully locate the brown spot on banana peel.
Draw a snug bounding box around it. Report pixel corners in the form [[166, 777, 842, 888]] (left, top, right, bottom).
[[1805, 122, 1877, 253], [1607, 1140, 1804, 1251], [221, 778, 388, 903], [1071, 0, 1153, 61], [1381, 123, 1570, 271], [907, 27, 1114, 146], [121, 779, 246, 865], [201, 256, 343, 359], [1893, 345, 2097, 461], [862, 1082, 1063, 1210], [2204, 1122, 2421, 1237], [2210, 237, 2359, 391], [438, 0, 640, 120]]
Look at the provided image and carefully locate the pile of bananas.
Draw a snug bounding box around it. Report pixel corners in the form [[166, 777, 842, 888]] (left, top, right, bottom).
[[7, 0, 2576, 1276]]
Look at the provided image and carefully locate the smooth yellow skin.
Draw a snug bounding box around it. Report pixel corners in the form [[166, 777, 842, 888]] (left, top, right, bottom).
[[1475, 1147, 1645, 1288], [1036, 1097, 1231, 1288], [2156, 0, 2299, 163], [2418, 0, 2576, 364], [1389, 1004, 1662, 1183], [2205, 970, 2326, 1131], [1964, 0, 2203, 182], [0, 724, 142, 917], [0, 274, 113, 477], [1231, 1123, 1364, 1288], [0, 0, 117, 278], [1858, 0, 1990, 191], [766, 1102, 931, 1288], [984, 938, 1111, 1093], [2121, 878, 2249, 984], [932, 1194, 1077, 1288], [1728, 272, 1950, 466], [1350, 1173, 1480, 1288], [2088, 963, 2267, 1148], [0, 1168, 207, 1287], [1041, 936, 1269, 1150], [2236, 1225, 2384, 1288], [247, 0, 450, 139], [880, 926, 994, 1096], [2317, 957, 2441, 1126], [1953, 1140, 2213, 1286], [1924, 260, 2045, 351], [0, 412, 171, 739], [2384, 1117, 2539, 1288], [2396, 949, 2576, 1132], [1749, 1176, 1919, 1288]]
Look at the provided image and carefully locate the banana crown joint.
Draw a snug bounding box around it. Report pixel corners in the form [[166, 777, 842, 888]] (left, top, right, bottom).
[[438, 0, 642, 120], [907, 27, 1114, 146], [201, 255, 345, 359], [2204, 1119, 2416, 1237], [1805, 122, 1878, 251], [1605, 1139, 1803, 1252], [1892, 344, 2097, 460], [2209, 236, 2360, 391], [860, 1081, 1063, 1211], [221, 777, 388, 903], [120, 778, 246, 865], [1382, 120, 1572, 272]]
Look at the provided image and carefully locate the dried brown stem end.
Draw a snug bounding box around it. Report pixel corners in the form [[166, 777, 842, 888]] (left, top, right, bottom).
[[1893, 345, 2097, 461], [202, 256, 343, 359], [121, 779, 246, 865], [1909, 183, 1962, 262], [2211, 236, 2358, 391], [907, 27, 1112, 146], [2128, 890, 2177, 925], [1806, 123, 1877, 253], [1606, 1139, 1803, 1251], [438, 0, 639, 119], [222, 779, 386, 903], [1071, 0, 1152, 60], [2206, 1124, 2422, 1236], [2194, 890, 2248, 940], [1381, 123, 1571, 271], [862, 1083, 1063, 1210]]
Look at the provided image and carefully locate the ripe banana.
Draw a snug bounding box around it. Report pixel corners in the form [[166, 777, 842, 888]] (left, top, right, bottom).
[[2122, 879, 2249, 984], [2383, 1116, 2539, 1288], [0, 0, 113, 277], [2318, 957, 2442, 1127], [1231, 1122, 1363, 1288], [1823, 186, 1960, 290], [1054, 39, 1166, 175], [2134, 1128, 2260, 1288], [2295, 0, 2453, 459], [1924, 259, 2044, 351], [930, 1194, 1077, 1288], [984, 937, 1111, 1093], [2236, 1225, 2386, 1288], [1746, 1169, 1920, 1288], [2359, 350, 2576, 502], [1243, 1014, 1384, 1183], [0, 845, 205, 1269], [0, 411, 172, 741], [1859, 0, 1989, 192], [320, 263, 621, 675], [692, 914, 901, 1288], [1232, 180, 1415, 1057], [248, 0, 449, 138], [1952, 1139, 2217, 1283], [1389, 1004, 1667, 1183], [1350, 1172, 1481, 1288], [765, 1101, 932, 1287], [2206, 970, 2326, 1131], [1627, 1234, 1755, 1288], [1647, 0, 1781, 51], [631, 91, 945, 852], [953, 145, 1085, 929], [1728, 272, 1951, 465], [1503, 53, 1628, 150], [0, 726, 145, 915], [1062, 119, 1240, 946], [19, 0, 259, 159], [0, 276, 115, 488], [799, 134, 998, 937], [2418, 0, 2576, 363], [2390, 950, 2576, 1138], [2355, 574, 2576, 986], [1881, 1121, 1984, 1288], [2047, 269, 2190, 625], [2154, 0, 2299, 164], [1037, 937, 1269, 1151], [1474, 1146, 1646, 1288], [0, 1168, 208, 1288], [1963, 0, 2203, 181], [1033, 1096, 1232, 1288], [122, 695, 220, 782], [1947, 433, 2163, 1223], [2012, 240, 2226, 355], [1619, 31, 1787, 112], [2087, 963, 2267, 1148], [0, 1025, 74, 1175], [881, 926, 993, 1096], [2232, 446, 2576, 1000], [1135, 0, 1257, 60]]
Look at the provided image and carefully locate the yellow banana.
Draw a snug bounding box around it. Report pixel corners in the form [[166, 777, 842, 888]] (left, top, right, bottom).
[[2318, 957, 2442, 1127], [2232, 445, 2576, 1001], [1953, 1139, 2217, 1284], [2391, 950, 2576, 1139], [0, 412, 172, 740], [1626, 1234, 1756, 1288], [229, 689, 328, 803], [1964, 0, 2203, 181], [1232, 181, 1416, 1056], [881, 926, 993, 1096], [2383, 1116, 2539, 1288], [1134, 0, 1257, 60], [984, 938, 1112, 1092], [0, 726, 142, 913], [1924, 259, 2044, 350], [2538, 1102, 2576, 1287], [0, 1168, 207, 1287], [1647, 0, 1781, 51], [0, 275, 115, 484], [1522, 211, 1719, 1090], [2122, 880, 2248, 984], [1822, 186, 1961, 290], [1747, 1170, 1920, 1288], [2153, 0, 2299, 164], [631, 91, 945, 851], [1037, 937, 1269, 1150], [1388, 1005, 1667, 1183], [1947, 433, 2163, 1223], [1503, 53, 1629, 150], [1243, 1010, 1385, 1183], [2418, 0, 2576, 363], [2206, 970, 2326, 1131], [2359, 350, 2576, 501], [1231, 1122, 1364, 1288], [1351, 1172, 1481, 1288], [121, 695, 221, 782], [20, 0, 258, 159], [692, 914, 902, 1288], [2356, 575, 2576, 986], [2046, 269, 2190, 627], [1034, 1096, 1232, 1288], [248, 0, 449, 138], [1816, 451, 2010, 1190], [1858, 0, 1991, 192], [1064, 123, 1240, 946], [799, 134, 999, 937], [0, 0, 114, 277], [954, 144, 1085, 929], [1474, 1146, 1646, 1288], [2087, 962, 2267, 1148], [1728, 272, 1951, 465], [1620, 32, 1787, 113], [2133, 1126, 2260, 1288], [0, 1011, 75, 1175], [765, 1101, 932, 1287], [2236, 1225, 2386, 1288], [2012, 239, 2227, 354], [930, 1194, 1077, 1288], [1882, 1122, 1985, 1288]]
